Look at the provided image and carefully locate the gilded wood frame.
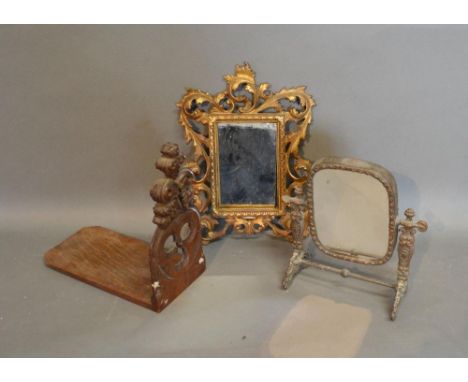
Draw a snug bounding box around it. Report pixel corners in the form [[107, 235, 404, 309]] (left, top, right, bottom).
[[178, 63, 315, 243]]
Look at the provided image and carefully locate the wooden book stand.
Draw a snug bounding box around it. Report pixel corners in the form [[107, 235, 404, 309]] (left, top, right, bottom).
[[44, 143, 205, 312]]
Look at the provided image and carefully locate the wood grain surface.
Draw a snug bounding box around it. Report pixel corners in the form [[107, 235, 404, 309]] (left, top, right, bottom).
[[44, 143, 207, 313], [150, 208, 205, 312], [44, 226, 154, 309]]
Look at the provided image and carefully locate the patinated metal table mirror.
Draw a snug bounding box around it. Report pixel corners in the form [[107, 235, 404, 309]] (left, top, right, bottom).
[[282, 157, 428, 320]]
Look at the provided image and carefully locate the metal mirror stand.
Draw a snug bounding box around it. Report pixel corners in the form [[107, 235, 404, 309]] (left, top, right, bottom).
[[281, 188, 428, 321]]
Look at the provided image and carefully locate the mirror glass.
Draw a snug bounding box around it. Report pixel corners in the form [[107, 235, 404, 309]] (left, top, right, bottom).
[[313, 168, 390, 258], [217, 122, 277, 206]]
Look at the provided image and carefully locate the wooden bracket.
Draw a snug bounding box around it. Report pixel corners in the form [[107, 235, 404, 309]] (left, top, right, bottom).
[[149, 143, 206, 312], [44, 143, 205, 313]]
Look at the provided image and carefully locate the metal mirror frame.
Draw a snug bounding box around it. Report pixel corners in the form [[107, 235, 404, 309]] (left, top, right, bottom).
[[178, 63, 315, 243], [308, 157, 399, 265]]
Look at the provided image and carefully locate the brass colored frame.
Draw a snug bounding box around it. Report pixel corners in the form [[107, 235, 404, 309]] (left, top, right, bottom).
[[178, 63, 315, 243], [307, 157, 398, 265], [209, 113, 286, 217], [282, 157, 428, 320]]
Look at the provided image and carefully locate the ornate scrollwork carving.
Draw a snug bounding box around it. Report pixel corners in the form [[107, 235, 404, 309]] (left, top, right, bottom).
[[149, 143, 205, 312], [178, 63, 315, 243]]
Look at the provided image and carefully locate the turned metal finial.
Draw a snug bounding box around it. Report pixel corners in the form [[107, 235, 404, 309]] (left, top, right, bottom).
[[400, 208, 428, 233], [404, 208, 415, 220]]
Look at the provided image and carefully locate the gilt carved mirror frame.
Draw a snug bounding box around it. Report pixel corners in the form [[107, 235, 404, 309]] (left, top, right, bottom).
[[178, 64, 315, 243]]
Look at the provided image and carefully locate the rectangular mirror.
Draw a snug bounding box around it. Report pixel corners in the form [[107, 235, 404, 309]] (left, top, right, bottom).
[[217, 121, 277, 206], [213, 116, 283, 213]]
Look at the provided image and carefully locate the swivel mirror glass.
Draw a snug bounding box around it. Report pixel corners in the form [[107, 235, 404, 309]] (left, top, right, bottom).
[[313, 169, 390, 258], [308, 157, 398, 264]]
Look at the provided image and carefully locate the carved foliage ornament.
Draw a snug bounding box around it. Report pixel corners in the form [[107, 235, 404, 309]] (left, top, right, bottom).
[[149, 143, 205, 312], [178, 63, 315, 243]]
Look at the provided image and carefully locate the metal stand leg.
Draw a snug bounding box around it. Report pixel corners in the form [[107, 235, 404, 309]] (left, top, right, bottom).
[[391, 208, 428, 320], [282, 250, 306, 289], [281, 187, 306, 290]]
